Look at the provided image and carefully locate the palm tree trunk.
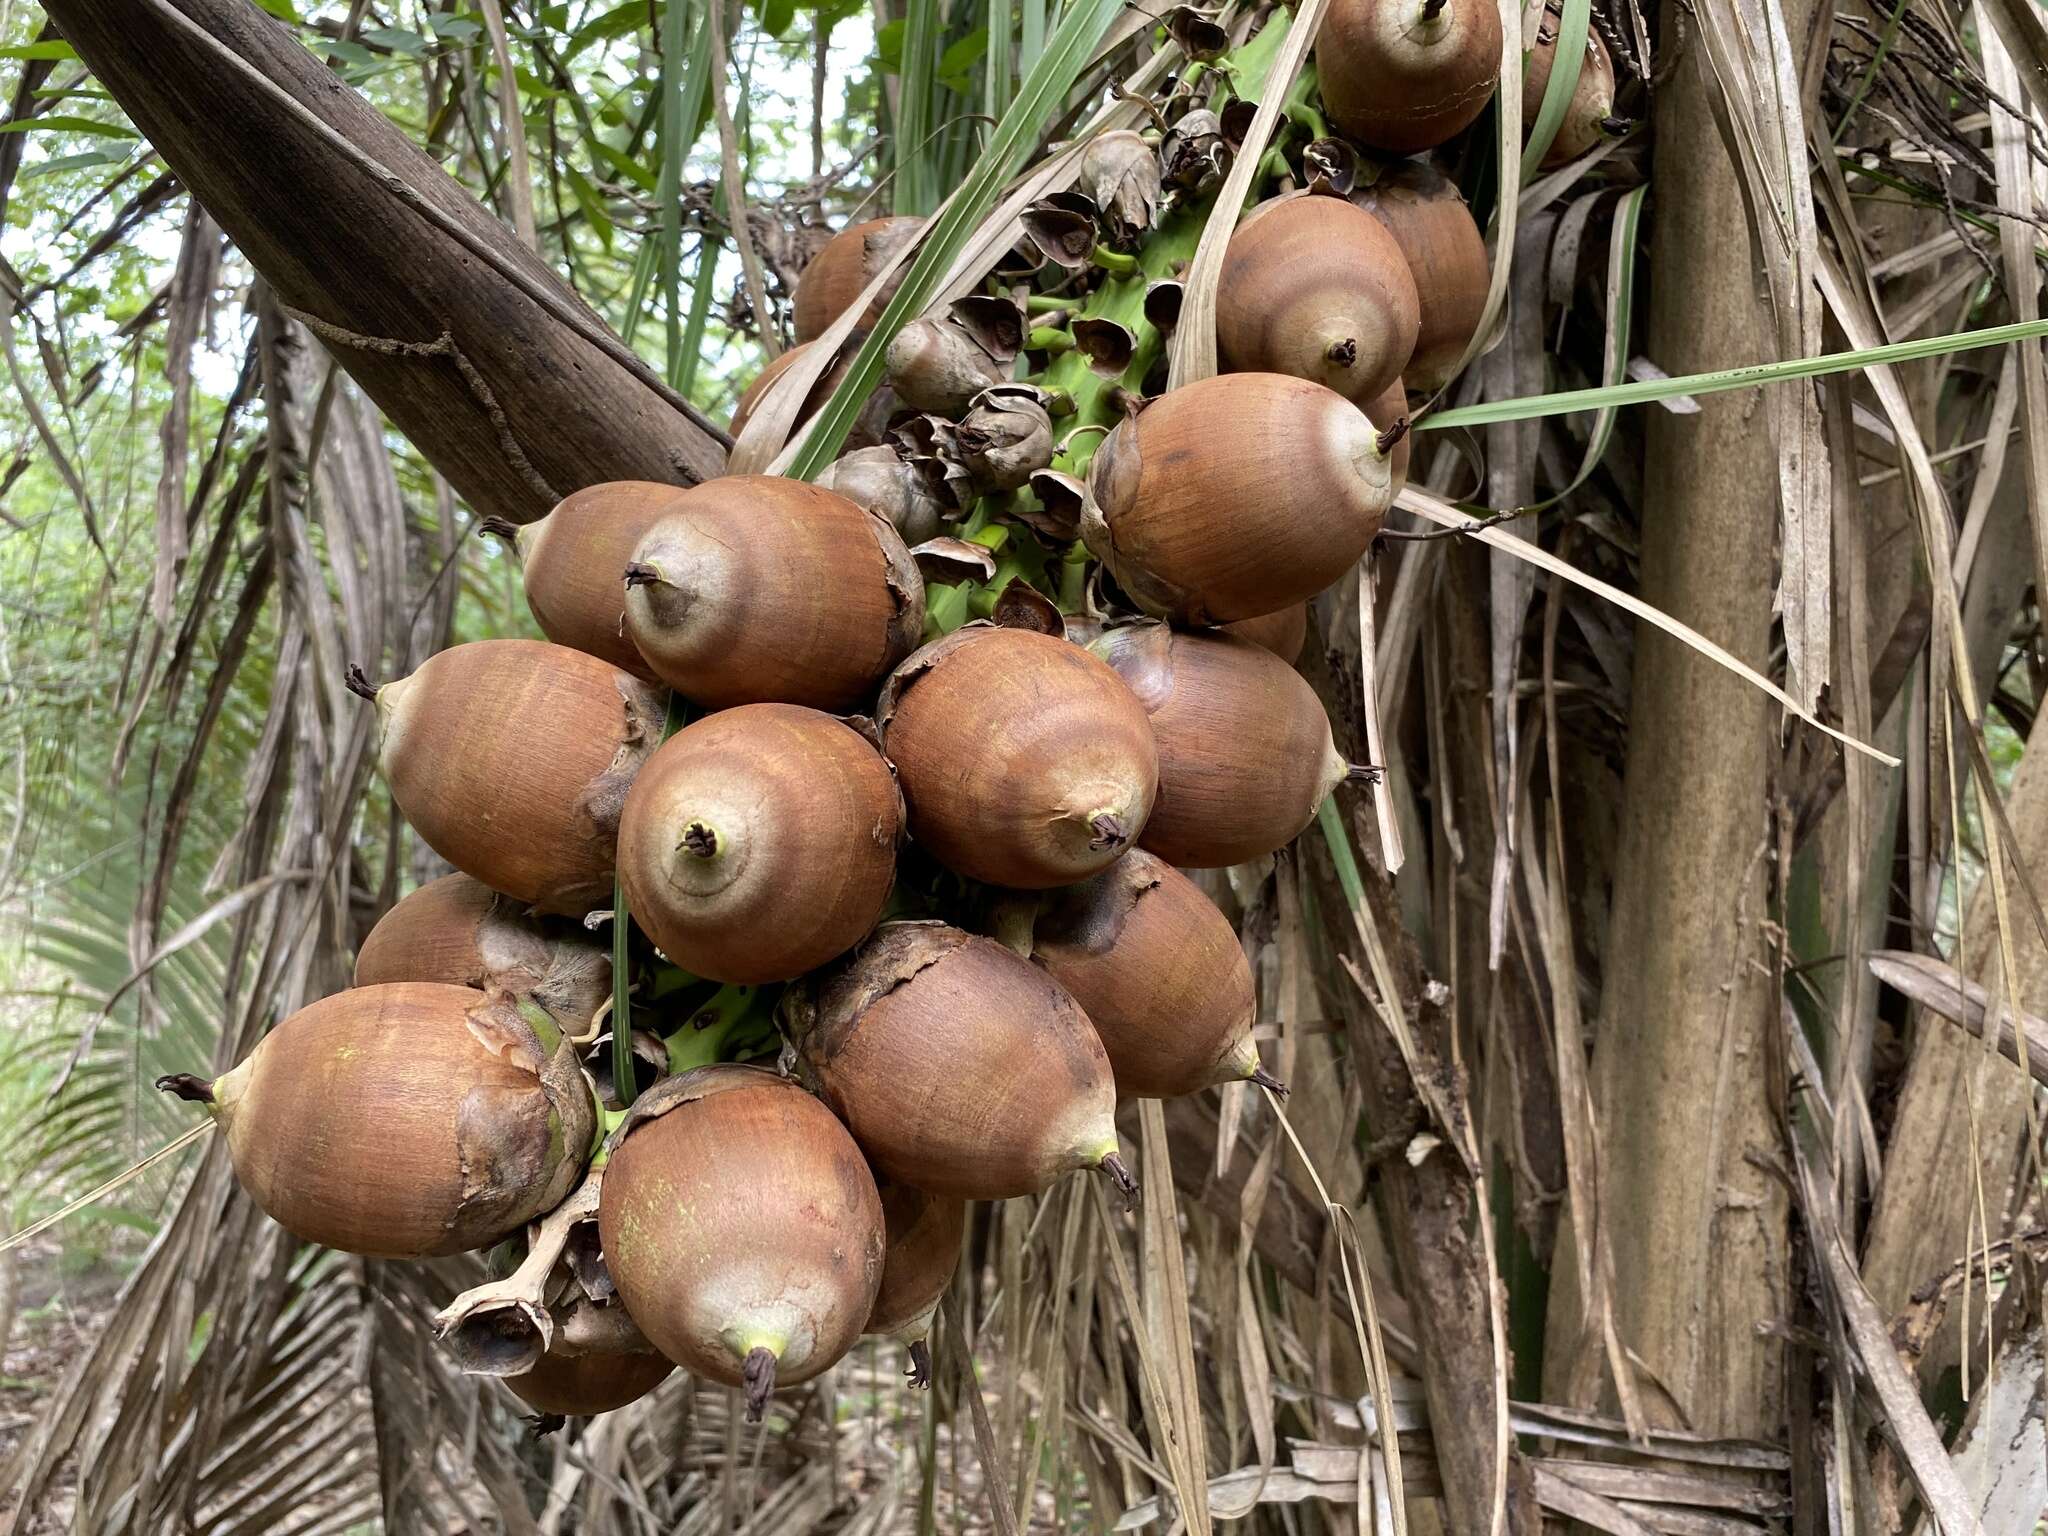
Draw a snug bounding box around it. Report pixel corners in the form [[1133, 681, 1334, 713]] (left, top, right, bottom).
[[1543, 0, 1795, 1437]]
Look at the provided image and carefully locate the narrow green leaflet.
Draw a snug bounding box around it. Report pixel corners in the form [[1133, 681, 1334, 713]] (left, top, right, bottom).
[[674, 236, 720, 399], [787, 0, 1124, 480], [1520, 0, 1588, 179], [658, 0, 710, 386], [0, 115, 137, 139], [894, 0, 943, 214], [1420, 316, 2048, 430]]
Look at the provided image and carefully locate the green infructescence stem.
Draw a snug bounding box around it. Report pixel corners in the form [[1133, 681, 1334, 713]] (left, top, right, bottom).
[[1028, 325, 1075, 354], [1057, 542, 1089, 611], [924, 521, 1014, 637], [1025, 293, 1073, 314], [1043, 202, 1204, 432], [662, 983, 760, 1073], [589, 1104, 628, 1167], [1091, 246, 1138, 276], [968, 557, 1032, 619]]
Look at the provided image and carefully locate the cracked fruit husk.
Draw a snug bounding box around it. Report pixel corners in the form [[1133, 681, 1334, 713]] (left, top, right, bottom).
[[1090, 623, 1347, 868], [866, 1178, 967, 1388], [791, 216, 924, 342], [597, 1066, 884, 1422], [1216, 194, 1420, 404], [816, 445, 950, 546], [1082, 373, 1396, 624], [623, 476, 924, 712], [789, 923, 1129, 1201], [508, 482, 684, 680], [156, 982, 595, 1259], [877, 625, 1158, 889], [354, 872, 612, 1036], [1031, 849, 1272, 1099], [617, 704, 900, 984], [1315, 0, 1504, 153], [1352, 163, 1489, 392], [361, 639, 666, 916]]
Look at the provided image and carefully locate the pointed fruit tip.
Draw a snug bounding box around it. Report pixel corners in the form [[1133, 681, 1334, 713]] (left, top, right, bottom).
[[1249, 1065, 1290, 1098], [1087, 811, 1129, 851], [156, 1072, 215, 1105], [622, 561, 662, 590], [1097, 1149, 1139, 1210], [1373, 417, 1410, 459], [343, 664, 379, 702], [906, 1338, 933, 1389], [742, 1345, 778, 1424]]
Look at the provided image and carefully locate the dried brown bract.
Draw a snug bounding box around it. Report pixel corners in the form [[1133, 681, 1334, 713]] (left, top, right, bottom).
[[354, 872, 612, 1037]]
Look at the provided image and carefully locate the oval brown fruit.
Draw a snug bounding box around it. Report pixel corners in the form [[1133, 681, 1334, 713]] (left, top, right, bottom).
[[1091, 623, 1346, 868], [1032, 849, 1275, 1098], [866, 1177, 967, 1387], [354, 872, 612, 1035], [623, 476, 924, 712], [362, 639, 666, 916], [1524, 8, 1618, 167], [1217, 195, 1420, 404], [1220, 603, 1308, 663], [1082, 373, 1395, 624], [1353, 164, 1489, 392], [506, 1339, 673, 1418], [511, 482, 684, 680], [157, 982, 595, 1259], [878, 625, 1159, 889], [1316, 0, 1503, 153], [617, 704, 900, 984], [791, 923, 1130, 1202], [598, 1066, 885, 1423], [791, 216, 924, 343], [1364, 375, 1412, 497], [729, 340, 894, 450]]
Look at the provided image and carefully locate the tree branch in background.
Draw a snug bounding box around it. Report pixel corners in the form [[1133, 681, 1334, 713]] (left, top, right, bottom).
[[42, 0, 729, 525]]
